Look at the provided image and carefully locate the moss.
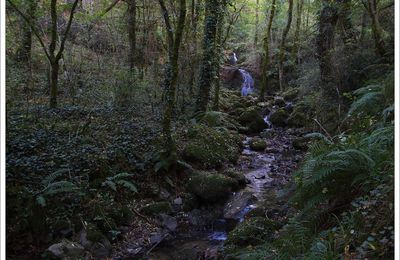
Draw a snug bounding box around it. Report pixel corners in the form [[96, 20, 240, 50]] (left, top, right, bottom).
[[226, 217, 279, 247], [269, 108, 289, 127], [186, 172, 237, 203], [182, 125, 242, 169], [86, 223, 106, 243], [141, 201, 172, 216], [287, 110, 307, 127], [282, 88, 300, 101], [200, 111, 239, 129], [224, 169, 246, 189], [238, 107, 267, 133], [249, 138, 267, 151]]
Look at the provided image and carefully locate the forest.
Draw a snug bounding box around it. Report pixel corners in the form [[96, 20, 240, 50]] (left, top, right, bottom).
[[5, 0, 394, 259]]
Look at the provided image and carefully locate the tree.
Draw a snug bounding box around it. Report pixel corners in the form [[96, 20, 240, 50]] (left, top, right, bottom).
[[337, 0, 356, 45], [362, 0, 387, 57], [127, 0, 137, 70], [278, 0, 293, 92], [254, 0, 260, 47], [158, 0, 187, 162], [195, 0, 221, 113], [15, 0, 37, 63], [7, 0, 80, 108], [259, 0, 276, 101], [292, 0, 303, 63]]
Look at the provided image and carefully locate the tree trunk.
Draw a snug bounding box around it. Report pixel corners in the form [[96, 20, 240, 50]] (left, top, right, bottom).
[[196, 0, 220, 113], [127, 0, 137, 70], [278, 0, 293, 92], [50, 61, 60, 109], [292, 0, 303, 63], [213, 0, 227, 110], [359, 10, 368, 43], [16, 0, 37, 62], [159, 0, 187, 158], [259, 0, 276, 101], [365, 0, 386, 57], [337, 0, 356, 45], [254, 0, 260, 47]]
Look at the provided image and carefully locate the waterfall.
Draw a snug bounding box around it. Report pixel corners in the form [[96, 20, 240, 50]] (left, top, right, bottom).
[[239, 69, 254, 96]]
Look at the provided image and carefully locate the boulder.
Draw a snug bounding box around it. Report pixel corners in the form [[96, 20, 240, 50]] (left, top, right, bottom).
[[226, 217, 279, 247], [269, 108, 289, 127], [182, 125, 242, 169], [273, 97, 286, 107], [186, 172, 237, 203], [200, 111, 239, 130], [249, 138, 267, 151], [238, 107, 268, 133], [287, 110, 307, 127], [79, 224, 111, 259], [141, 201, 173, 216], [44, 240, 84, 260]]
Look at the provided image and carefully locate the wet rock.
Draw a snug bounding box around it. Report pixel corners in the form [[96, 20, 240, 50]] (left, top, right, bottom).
[[273, 97, 286, 107], [238, 107, 268, 133], [260, 129, 276, 139], [188, 208, 221, 226], [226, 217, 279, 246], [173, 197, 183, 205], [44, 240, 84, 260], [269, 108, 289, 127], [159, 214, 178, 232], [141, 201, 173, 216], [224, 169, 246, 189], [79, 225, 111, 259], [186, 172, 236, 203], [249, 138, 267, 151], [223, 191, 256, 219]]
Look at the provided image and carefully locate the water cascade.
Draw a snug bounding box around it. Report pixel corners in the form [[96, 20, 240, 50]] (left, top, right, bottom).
[[239, 69, 254, 97]]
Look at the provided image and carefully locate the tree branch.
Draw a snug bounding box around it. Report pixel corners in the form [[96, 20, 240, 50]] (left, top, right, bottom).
[[56, 0, 80, 61], [158, 0, 174, 55]]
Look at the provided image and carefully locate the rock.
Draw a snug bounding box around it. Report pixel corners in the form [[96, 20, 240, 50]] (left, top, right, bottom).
[[79, 225, 111, 259], [224, 169, 246, 189], [188, 208, 221, 226], [200, 111, 239, 129], [269, 108, 289, 127], [238, 107, 268, 133], [182, 125, 242, 169], [186, 172, 236, 203], [45, 240, 84, 260], [287, 110, 307, 127], [282, 88, 300, 101], [249, 138, 267, 151], [182, 194, 199, 212], [173, 197, 183, 205], [226, 217, 279, 247], [159, 188, 171, 200], [260, 129, 276, 139], [141, 201, 173, 216], [223, 191, 256, 219], [273, 97, 286, 107], [159, 214, 178, 232]]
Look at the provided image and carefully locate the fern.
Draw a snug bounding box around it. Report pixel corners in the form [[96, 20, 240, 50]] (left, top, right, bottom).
[[348, 91, 384, 116], [102, 173, 138, 193], [42, 168, 70, 186]]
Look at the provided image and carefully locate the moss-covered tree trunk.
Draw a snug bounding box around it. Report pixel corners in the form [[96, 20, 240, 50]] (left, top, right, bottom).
[[213, 0, 227, 111], [127, 0, 137, 70], [364, 0, 386, 57], [292, 0, 303, 64], [254, 0, 260, 47], [196, 0, 220, 113], [278, 0, 293, 92], [159, 0, 187, 159], [259, 0, 276, 102], [15, 0, 37, 63], [337, 0, 356, 46]]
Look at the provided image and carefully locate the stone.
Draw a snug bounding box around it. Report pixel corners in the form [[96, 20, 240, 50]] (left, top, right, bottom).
[[45, 240, 84, 260], [269, 108, 289, 127], [238, 107, 268, 133], [79, 225, 111, 259], [273, 97, 286, 107], [159, 214, 178, 232], [173, 197, 183, 205], [249, 138, 267, 151]]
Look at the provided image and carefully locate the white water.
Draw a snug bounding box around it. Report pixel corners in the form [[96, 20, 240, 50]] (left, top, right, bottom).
[[239, 69, 254, 96]]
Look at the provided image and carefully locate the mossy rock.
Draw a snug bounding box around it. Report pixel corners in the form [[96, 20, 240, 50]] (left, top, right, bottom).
[[200, 111, 239, 130], [282, 88, 300, 101], [238, 107, 268, 133], [224, 169, 246, 191], [186, 172, 237, 203], [273, 97, 286, 107], [140, 201, 172, 216], [226, 217, 279, 247], [249, 138, 267, 151], [269, 108, 289, 127], [287, 110, 307, 127], [182, 125, 242, 169]]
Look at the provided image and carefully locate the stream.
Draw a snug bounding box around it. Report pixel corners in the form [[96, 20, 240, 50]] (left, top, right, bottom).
[[145, 123, 304, 259]]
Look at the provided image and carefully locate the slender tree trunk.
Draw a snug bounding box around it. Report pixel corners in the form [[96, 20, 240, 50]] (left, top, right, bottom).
[[317, 3, 339, 101], [159, 0, 187, 158], [127, 0, 137, 70], [337, 0, 356, 45], [50, 61, 60, 108], [196, 0, 220, 113], [359, 10, 368, 43], [254, 0, 260, 47], [16, 0, 37, 62], [292, 0, 303, 63], [364, 0, 386, 57], [259, 0, 276, 101], [213, 0, 227, 110], [278, 0, 293, 92]]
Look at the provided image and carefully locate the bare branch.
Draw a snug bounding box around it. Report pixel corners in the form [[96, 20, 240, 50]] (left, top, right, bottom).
[[56, 0, 80, 61]]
